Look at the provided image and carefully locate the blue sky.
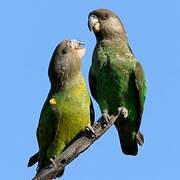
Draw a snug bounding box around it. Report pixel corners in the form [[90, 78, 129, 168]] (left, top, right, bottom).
[[0, 0, 180, 179]]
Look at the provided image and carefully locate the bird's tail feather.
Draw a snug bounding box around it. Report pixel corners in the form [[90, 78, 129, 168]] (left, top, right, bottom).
[[115, 121, 138, 156], [119, 131, 144, 156], [28, 152, 39, 167], [120, 136, 138, 156]]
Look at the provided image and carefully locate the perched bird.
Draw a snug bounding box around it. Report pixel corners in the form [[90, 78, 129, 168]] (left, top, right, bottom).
[[28, 39, 94, 176], [88, 9, 146, 155]]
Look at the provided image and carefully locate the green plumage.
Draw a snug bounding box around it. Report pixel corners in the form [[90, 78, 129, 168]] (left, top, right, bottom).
[[88, 9, 146, 155], [37, 73, 93, 169], [28, 40, 94, 175]]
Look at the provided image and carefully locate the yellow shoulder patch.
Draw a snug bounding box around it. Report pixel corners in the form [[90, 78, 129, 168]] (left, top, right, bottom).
[[49, 98, 57, 105]]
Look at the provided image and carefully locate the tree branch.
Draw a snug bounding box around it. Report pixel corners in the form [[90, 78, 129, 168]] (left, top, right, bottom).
[[33, 109, 123, 180]]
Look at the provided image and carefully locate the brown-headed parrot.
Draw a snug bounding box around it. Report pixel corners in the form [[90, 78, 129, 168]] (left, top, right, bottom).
[[28, 39, 94, 176], [88, 9, 146, 155]]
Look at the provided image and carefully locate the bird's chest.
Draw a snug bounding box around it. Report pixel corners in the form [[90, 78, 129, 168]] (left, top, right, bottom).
[[97, 54, 130, 87], [55, 85, 90, 124], [94, 49, 134, 105]]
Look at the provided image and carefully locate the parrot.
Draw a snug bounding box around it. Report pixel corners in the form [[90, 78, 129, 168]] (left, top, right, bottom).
[[28, 39, 95, 176], [88, 9, 147, 156]]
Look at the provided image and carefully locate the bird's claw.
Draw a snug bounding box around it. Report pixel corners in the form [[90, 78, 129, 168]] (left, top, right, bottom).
[[48, 156, 56, 168], [102, 112, 110, 128], [117, 107, 128, 118], [84, 126, 96, 138]]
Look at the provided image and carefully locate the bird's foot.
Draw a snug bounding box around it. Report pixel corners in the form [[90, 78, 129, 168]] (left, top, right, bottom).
[[102, 112, 111, 128], [48, 156, 56, 168], [117, 107, 128, 118], [84, 126, 96, 138]]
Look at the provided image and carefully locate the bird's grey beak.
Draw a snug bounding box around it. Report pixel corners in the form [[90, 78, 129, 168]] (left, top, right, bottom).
[[78, 41, 85, 49], [88, 14, 100, 32], [70, 39, 85, 49], [75, 40, 86, 59]]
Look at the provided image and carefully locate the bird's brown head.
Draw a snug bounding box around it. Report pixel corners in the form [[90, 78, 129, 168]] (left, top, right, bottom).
[[48, 39, 85, 88], [88, 9, 127, 41]]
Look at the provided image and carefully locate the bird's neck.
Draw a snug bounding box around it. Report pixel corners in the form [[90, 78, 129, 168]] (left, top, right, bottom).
[[49, 72, 82, 94], [96, 38, 129, 52], [96, 31, 127, 42]]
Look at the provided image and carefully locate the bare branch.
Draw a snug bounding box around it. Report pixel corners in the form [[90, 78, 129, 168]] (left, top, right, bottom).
[[33, 109, 124, 180]]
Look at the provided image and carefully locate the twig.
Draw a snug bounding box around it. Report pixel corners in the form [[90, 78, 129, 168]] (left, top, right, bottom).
[[33, 109, 123, 180]]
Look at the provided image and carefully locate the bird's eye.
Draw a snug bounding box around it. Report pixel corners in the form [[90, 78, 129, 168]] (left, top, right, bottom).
[[62, 48, 68, 54], [104, 13, 109, 18], [101, 13, 109, 20]]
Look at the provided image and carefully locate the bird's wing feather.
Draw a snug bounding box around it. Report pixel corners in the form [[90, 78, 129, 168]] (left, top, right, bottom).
[[37, 97, 61, 162], [133, 61, 147, 126], [89, 66, 97, 101]]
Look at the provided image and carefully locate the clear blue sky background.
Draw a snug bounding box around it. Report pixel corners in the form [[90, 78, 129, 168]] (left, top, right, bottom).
[[0, 0, 179, 179]]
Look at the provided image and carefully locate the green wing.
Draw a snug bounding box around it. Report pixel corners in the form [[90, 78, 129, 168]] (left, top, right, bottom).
[[28, 97, 61, 168], [133, 61, 147, 128], [36, 97, 61, 169], [89, 66, 97, 101]]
